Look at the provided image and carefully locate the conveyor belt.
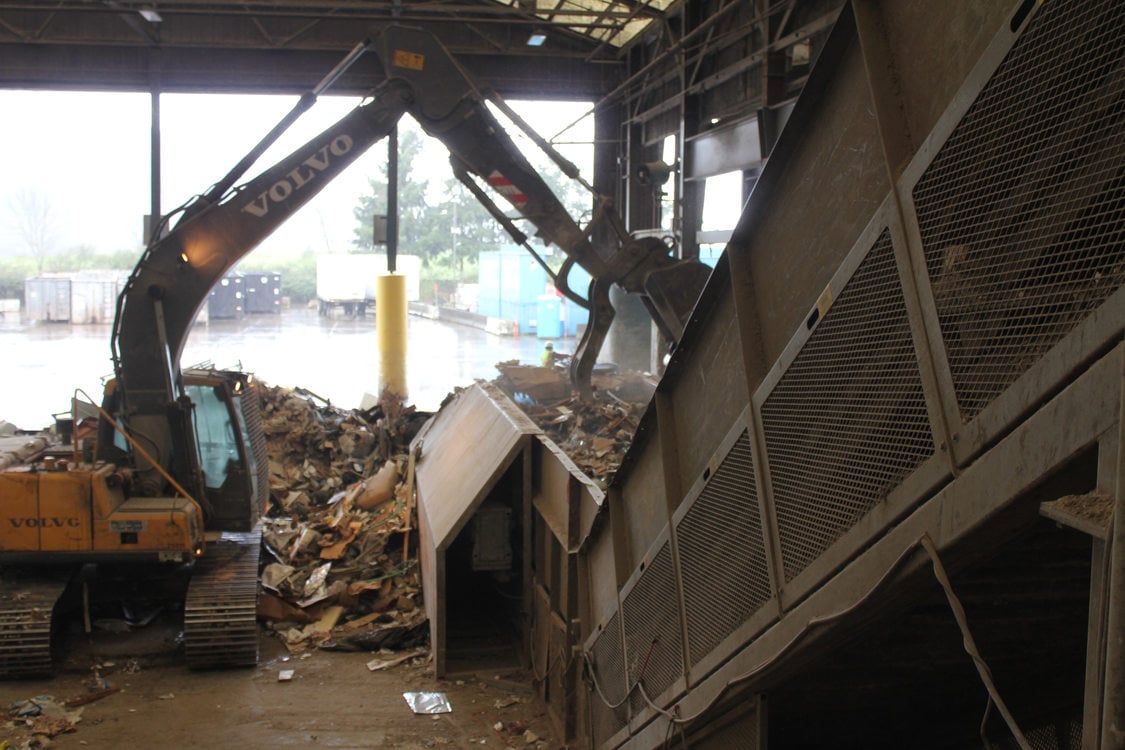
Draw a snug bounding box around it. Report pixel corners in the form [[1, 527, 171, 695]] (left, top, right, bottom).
[[183, 528, 261, 669], [0, 572, 71, 678]]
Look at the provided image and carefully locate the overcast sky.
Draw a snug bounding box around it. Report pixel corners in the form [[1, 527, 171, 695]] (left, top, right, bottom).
[[0, 89, 595, 260]]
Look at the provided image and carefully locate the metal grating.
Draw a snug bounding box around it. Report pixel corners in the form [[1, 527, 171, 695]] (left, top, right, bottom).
[[913, 0, 1125, 421], [676, 430, 772, 668], [622, 541, 684, 716], [761, 230, 934, 583], [548, 623, 568, 725], [589, 612, 628, 746], [241, 381, 270, 516], [990, 714, 1082, 750]]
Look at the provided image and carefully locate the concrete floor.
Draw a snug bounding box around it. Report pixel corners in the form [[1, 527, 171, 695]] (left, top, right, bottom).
[[0, 617, 559, 749]]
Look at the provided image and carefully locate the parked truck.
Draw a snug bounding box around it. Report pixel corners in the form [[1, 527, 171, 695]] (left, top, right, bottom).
[[316, 253, 419, 317]]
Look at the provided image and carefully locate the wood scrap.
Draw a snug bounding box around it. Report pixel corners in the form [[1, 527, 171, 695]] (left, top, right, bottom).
[[491, 364, 654, 488], [257, 385, 430, 654]]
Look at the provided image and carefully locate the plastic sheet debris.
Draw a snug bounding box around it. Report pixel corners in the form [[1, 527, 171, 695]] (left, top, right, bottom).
[[403, 692, 452, 714], [5, 694, 84, 743], [278, 670, 295, 682]]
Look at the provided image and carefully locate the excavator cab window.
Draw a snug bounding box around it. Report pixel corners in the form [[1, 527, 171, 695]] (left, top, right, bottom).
[[186, 382, 242, 491]]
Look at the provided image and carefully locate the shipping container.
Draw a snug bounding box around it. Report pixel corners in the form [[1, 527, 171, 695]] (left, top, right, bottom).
[[208, 273, 245, 319], [69, 270, 127, 324], [478, 247, 549, 333], [244, 272, 282, 314], [24, 277, 71, 323]]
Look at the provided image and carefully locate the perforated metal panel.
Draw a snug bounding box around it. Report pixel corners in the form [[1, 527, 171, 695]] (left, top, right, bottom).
[[761, 230, 934, 583], [589, 612, 628, 746], [676, 430, 772, 668], [621, 541, 684, 715], [913, 0, 1125, 421]]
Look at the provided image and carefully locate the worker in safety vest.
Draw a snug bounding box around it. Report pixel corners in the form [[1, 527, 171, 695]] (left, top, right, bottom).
[[541, 342, 563, 367]]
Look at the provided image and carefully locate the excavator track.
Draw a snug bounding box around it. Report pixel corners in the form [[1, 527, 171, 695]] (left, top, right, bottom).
[[183, 528, 261, 669], [0, 572, 71, 678]]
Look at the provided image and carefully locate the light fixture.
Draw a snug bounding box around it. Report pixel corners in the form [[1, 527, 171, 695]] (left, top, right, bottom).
[[526, 30, 547, 47], [138, 8, 162, 23]]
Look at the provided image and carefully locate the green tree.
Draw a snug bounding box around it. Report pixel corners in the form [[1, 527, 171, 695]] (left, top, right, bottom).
[[350, 116, 595, 276], [351, 127, 428, 252]]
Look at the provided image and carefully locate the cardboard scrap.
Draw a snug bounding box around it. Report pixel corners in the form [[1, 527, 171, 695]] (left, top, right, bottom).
[[491, 365, 655, 488], [366, 647, 426, 671], [257, 386, 430, 654]]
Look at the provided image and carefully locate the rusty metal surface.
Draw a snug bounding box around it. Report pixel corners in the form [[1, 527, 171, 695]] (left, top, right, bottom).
[[581, 0, 1125, 746], [0, 573, 70, 678], [621, 343, 1121, 748], [878, 0, 1017, 154], [912, 0, 1125, 426], [619, 535, 683, 725], [759, 228, 934, 584], [665, 288, 749, 493], [183, 528, 262, 669], [586, 610, 629, 747], [743, 21, 891, 366], [674, 424, 772, 674]]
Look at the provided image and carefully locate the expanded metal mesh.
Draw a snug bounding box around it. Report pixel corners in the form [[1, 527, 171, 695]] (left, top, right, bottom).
[[761, 230, 933, 583], [913, 0, 1125, 421], [589, 612, 628, 746], [676, 430, 772, 668], [548, 623, 567, 720], [622, 541, 684, 716], [990, 714, 1082, 750], [241, 382, 270, 515]]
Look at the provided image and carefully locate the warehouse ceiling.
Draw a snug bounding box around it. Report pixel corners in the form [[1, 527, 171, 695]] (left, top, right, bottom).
[[0, 0, 685, 99]]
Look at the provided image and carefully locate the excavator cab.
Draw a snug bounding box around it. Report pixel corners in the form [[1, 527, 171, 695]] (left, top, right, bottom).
[[96, 368, 267, 536], [181, 369, 267, 532]]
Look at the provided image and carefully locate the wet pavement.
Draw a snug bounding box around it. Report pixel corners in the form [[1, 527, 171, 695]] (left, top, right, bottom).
[[0, 308, 564, 429]]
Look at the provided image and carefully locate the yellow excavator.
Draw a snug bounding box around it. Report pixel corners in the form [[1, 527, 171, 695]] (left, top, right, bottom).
[[0, 24, 710, 676]]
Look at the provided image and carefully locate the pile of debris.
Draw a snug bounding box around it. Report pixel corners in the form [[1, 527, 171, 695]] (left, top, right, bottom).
[[2, 694, 85, 748], [492, 362, 654, 487], [256, 385, 431, 653]]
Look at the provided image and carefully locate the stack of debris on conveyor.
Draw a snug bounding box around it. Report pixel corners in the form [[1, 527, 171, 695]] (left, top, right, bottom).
[[492, 362, 655, 488], [256, 384, 431, 653]]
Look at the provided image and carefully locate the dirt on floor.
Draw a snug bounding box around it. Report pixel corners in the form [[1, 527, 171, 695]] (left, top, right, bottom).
[[0, 618, 559, 750]]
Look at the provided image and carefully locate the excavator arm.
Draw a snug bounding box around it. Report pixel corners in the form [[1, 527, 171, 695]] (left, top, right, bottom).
[[370, 26, 712, 392], [110, 23, 710, 503], [111, 73, 413, 502]]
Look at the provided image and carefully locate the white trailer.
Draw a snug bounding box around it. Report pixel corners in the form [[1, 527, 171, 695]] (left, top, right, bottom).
[[316, 253, 421, 317]]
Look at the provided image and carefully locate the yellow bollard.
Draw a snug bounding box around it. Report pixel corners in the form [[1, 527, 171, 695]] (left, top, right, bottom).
[[376, 274, 408, 398]]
